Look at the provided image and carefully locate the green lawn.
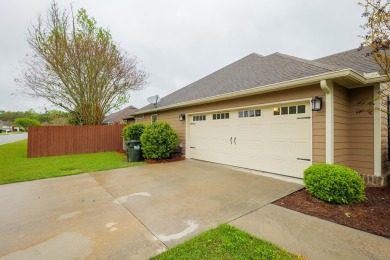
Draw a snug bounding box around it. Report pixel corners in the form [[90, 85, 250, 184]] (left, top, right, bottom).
[[0, 140, 145, 184], [152, 224, 304, 260]]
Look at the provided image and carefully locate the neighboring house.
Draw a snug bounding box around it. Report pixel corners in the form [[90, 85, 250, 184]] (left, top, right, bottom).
[[0, 121, 14, 132], [129, 47, 389, 186], [0, 120, 5, 132], [102, 105, 138, 125]]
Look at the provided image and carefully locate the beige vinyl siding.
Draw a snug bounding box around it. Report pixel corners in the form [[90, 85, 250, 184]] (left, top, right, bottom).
[[312, 103, 326, 164], [349, 86, 374, 175], [333, 84, 350, 165], [328, 84, 375, 175], [137, 84, 325, 162]]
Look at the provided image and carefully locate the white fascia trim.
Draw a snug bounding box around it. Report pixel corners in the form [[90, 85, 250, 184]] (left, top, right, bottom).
[[373, 83, 382, 176], [366, 75, 388, 84], [320, 79, 334, 164], [133, 69, 370, 115]]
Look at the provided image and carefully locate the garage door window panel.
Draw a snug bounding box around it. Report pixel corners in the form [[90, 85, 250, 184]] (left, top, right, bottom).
[[274, 105, 306, 116], [213, 112, 230, 120], [281, 107, 288, 115], [289, 106, 297, 114], [193, 115, 206, 121], [273, 107, 280, 115], [238, 109, 261, 118], [297, 105, 306, 114]]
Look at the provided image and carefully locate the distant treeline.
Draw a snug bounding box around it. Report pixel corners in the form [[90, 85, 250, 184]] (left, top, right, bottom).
[[0, 109, 70, 126]]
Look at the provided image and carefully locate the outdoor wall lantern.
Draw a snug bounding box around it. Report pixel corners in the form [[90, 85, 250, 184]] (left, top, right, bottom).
[[179, 114, 186, 121], [311, 96, 323, 111]]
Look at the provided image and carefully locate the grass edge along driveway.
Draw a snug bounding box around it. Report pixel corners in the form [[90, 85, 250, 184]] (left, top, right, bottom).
[[0, 140, 144, 185], [152, 224, 305, 260]]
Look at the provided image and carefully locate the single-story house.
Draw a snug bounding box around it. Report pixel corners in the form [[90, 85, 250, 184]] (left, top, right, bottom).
[[125, 47, 390, 186], [102, 105, 138, 125], [0, 121, 15, 132]]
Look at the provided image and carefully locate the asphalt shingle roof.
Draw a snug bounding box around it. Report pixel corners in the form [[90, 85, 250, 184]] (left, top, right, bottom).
[[140, 52, 342, 111], [103, 105, 138, 123], [136, 47, 381, 112], [313, 47, 380, 75]]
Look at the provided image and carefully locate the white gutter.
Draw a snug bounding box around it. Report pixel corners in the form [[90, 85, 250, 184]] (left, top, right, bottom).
[[132, 69, 387, 115], [366, 75, 388, 84]]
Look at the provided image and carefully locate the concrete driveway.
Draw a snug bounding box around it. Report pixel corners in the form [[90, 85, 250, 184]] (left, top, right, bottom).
[[0, 133, 28, 145], [0, 160, 301, 259]]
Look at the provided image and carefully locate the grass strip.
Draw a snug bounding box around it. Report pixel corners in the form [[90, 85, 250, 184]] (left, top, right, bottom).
[[0, 140, 144, 184], [153, 224, 304, 260]]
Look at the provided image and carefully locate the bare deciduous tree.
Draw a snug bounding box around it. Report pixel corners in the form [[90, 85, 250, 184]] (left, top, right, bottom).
[[357, 0, 390, 113], [17, 1, 147, 125], [360, 0, 390, 77]]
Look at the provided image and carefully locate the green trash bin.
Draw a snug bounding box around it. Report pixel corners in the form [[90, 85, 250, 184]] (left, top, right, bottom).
[[125, 140, 141, 162]]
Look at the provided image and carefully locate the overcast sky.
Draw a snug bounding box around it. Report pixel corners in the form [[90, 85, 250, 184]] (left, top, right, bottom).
[[0, 0, 365, 113]]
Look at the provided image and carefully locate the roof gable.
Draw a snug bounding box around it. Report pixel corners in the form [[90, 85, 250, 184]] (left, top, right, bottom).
[[103, 105, 138, 123]]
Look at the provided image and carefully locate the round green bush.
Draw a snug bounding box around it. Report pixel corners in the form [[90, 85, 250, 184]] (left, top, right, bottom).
[[303, 163, 366, 204], [140, 122, 178, 159], [122, 123, 146, 141]]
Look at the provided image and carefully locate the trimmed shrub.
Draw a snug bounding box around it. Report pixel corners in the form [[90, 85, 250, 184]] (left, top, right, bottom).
[[303, 163, 366, 204], [140, 122, 178, 159], [122, 123, 146, 141]]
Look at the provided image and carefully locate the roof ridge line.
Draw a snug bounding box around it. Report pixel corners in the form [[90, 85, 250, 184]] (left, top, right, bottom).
[[273, 52, 340, 71], [313, 47, 364, 61]]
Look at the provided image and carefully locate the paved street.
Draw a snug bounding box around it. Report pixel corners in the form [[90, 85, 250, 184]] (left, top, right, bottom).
[[0, 133, 27, 145]]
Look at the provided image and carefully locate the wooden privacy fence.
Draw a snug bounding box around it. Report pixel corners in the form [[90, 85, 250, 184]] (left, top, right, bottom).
[[28, 125, 125, 158]]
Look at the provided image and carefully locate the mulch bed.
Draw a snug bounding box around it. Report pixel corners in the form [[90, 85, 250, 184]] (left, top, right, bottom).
[[273, 187, 390, 238], [145, 157, 185, 164]]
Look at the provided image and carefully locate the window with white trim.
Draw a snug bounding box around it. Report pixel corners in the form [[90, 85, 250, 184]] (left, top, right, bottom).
[[151, 114, 158, 123]]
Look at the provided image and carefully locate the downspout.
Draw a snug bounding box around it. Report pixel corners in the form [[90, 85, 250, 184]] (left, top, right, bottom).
[[320, 79, 334, 164]]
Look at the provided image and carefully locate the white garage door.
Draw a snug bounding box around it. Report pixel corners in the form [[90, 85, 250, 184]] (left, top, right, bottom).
[[188, 102, 311, 178]]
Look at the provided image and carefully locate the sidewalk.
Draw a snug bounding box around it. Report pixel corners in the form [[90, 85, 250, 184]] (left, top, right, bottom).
[[231, 204, 390, 260], [0, 133, 27, 145]]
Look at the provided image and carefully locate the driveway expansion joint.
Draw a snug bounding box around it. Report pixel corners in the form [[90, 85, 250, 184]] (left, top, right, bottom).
[[88, 173, 168, 249], [226, 203, 271, 224]]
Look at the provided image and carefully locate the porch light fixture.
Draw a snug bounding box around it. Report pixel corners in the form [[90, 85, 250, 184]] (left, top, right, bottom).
[[179, 114, 185, 121], [311, 96, 323, 111]]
